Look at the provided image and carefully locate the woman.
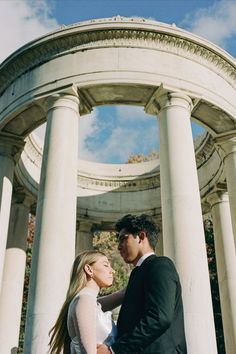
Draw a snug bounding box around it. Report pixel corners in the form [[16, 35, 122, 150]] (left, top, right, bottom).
[[49, 250, 124, 354]]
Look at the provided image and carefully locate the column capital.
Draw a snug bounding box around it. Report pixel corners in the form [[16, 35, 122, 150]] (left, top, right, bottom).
[[145, 84, 193, 115], [13, 184, 35, 208], [0, 133, 25, 163], [207, 190, 229, 208], [77, 218, 92, 233], [156, 92, 193, 113], [41, 85, 80, 114], [214, 133, 236, 161], [40, 85, 93, 116]]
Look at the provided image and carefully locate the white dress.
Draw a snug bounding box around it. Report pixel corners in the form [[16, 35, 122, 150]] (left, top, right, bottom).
[[67, 287, 117, 354]]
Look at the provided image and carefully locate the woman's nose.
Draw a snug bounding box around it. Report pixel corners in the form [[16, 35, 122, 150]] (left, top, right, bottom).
[[108, 266, 114, 274]]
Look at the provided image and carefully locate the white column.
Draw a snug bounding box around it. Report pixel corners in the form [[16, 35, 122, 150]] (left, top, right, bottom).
[[215, 135, 236, 249], [207, 191, 236, 353], [24, 92, 79, 354], [75, 220, 93, 255], [0, 192, 32, 353], [157, 92, 217, 353], [0, 134, 24, 291]]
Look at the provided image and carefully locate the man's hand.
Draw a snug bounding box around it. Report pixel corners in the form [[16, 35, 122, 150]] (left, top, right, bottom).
[[97, 344, 111, 354]]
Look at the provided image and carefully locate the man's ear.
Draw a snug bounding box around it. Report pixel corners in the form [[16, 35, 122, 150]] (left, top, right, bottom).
[[139, 231, 146, 241]]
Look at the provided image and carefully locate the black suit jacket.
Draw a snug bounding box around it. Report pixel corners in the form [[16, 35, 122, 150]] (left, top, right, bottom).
[[111, 255, 187, 354]]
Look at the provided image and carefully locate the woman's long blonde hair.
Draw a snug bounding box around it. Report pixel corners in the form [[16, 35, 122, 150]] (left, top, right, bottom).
[[48, 250, 106, 354]]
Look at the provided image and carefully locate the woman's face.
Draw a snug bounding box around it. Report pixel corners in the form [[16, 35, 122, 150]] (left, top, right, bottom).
[[91, 256, 114, 288]]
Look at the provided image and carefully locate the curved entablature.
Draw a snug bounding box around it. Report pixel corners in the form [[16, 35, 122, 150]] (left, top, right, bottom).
[[14, 132, 224, 220], [0, 16, 236, 141], [1, 16, 236, 93]]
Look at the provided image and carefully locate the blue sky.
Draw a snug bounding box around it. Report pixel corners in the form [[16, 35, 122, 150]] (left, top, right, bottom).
[[1, 0, 236, 163]]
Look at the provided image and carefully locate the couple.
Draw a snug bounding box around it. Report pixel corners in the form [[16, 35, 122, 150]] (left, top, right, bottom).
[[49, 214, 187, 354]]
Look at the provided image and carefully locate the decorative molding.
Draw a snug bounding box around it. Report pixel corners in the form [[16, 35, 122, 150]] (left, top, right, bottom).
[[0, 132, 25, 162], [12, 183, 35, 207], [77, 174, 160, 192], [214, 133, 236, 161], [195, 134, 216, 167], [1, 18, 236, 96], [23, 135, 43, 168]]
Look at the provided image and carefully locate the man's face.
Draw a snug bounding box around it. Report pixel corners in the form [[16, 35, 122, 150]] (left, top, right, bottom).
[[117, 228, 141, 265]]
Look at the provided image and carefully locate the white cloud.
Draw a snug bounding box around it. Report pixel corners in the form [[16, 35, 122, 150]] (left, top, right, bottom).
[[94, 126, 140, 162], [182, 0, 236, 48], [33, 109, 100, 161], [116, 105, 147, 123], [0, 0, 58, 63], [88, 106, 159, 163], [78, 109, 101, 161], [34, 122, 46, 141]]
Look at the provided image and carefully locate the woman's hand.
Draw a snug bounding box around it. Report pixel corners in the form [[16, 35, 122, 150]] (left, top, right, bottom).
[[97, 344, 112, 354]]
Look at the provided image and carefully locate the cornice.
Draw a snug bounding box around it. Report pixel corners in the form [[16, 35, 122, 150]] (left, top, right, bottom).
[[1, 17, 236, 96]]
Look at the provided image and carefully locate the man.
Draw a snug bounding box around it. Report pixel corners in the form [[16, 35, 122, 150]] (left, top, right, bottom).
[[97, 214, 187, 354]]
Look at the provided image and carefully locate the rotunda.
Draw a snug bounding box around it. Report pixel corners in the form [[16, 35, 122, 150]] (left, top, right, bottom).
[[0, 16, 236, 354]]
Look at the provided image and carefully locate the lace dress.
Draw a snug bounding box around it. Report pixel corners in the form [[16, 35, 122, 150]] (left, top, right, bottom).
[[67, 287, 117, 354]]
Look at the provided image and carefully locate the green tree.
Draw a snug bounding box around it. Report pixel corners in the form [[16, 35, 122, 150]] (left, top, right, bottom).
[[93, 231, 131, 294], [204, 219, 225, 354], [126, 149, 159, 163], [18, 214, 35, 353]]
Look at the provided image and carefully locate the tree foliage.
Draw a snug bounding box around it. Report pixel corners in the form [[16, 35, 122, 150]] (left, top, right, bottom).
[[204, 219, 225, 354], [126, 149, 159, 163], [93, 231, 132, 295], [18, 214, 35, 353]]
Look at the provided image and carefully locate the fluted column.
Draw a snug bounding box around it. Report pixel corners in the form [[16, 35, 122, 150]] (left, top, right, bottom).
[[207, 191, 236, 353], [75, 219, 93, 254], [0, 190, 32, 353], [215, 135, 236, 248], [24, 91, 79, 354], [157, 92, 217, 353], [0, 133, 24, 291]]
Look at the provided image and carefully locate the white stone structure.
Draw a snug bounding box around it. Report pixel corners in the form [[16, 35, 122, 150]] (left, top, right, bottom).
[[0, 16, 235, 353]]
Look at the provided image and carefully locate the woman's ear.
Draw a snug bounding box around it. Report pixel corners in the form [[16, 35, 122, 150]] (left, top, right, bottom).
[[84, 264, 93, 277]]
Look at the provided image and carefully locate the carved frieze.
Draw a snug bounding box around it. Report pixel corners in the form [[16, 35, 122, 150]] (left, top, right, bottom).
[[0, 17, 236, 96], [77, 174, 160, 192]]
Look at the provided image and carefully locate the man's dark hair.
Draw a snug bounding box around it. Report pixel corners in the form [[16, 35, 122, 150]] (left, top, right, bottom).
[[115, 214, 159, 250]]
